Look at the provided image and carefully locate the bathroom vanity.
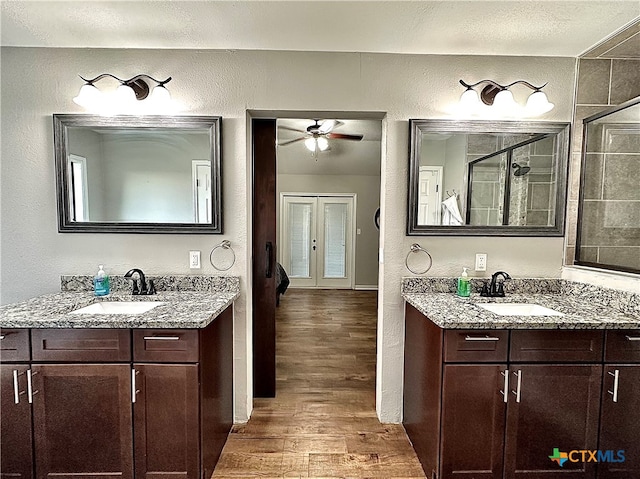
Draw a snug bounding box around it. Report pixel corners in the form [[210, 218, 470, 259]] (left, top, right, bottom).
[[402, 279, 640, 479], [0, 277, 239, 479]]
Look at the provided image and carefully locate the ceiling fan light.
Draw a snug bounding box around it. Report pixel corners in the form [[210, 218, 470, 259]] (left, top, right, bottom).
[[525, 90, 554, 115], [317, 137, 329, 151], [304, 137, 316, 152]]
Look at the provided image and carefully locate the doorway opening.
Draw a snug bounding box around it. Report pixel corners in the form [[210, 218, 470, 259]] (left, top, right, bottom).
[[251, 113, 383, 399]]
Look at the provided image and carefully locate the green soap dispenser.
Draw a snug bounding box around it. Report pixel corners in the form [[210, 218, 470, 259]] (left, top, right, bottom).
[[457, 267, 471, 297], [94, 264, 110, 296]]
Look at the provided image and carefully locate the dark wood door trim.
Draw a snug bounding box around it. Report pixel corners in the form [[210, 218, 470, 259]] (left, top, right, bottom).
[[251, 118, 277, 398]]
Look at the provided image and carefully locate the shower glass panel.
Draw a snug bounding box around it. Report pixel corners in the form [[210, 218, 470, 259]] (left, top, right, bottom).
[[576, 98, 640, 274], [468, 153, 506, 226]]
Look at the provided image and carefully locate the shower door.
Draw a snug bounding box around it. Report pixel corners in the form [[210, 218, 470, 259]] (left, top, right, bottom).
[[280, 194, 355, 289]]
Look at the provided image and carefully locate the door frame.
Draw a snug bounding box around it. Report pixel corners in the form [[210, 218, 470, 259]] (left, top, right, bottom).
[[279, 192, 357, 289]]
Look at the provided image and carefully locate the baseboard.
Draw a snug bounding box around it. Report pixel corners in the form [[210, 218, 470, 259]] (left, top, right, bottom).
[[354, 285, 379, 291]]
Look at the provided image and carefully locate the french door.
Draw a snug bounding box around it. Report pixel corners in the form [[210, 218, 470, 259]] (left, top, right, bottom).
[[280, 194, 355, 289]]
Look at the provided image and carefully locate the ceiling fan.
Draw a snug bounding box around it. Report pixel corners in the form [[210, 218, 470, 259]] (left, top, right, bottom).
[[277, 119, 364, 155]]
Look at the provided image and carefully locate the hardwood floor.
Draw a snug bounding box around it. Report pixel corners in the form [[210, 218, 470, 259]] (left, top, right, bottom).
[[212, 289, 425, 479]]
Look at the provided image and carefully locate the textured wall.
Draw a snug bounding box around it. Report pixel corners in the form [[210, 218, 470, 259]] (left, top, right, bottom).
[[0, 47, 576, 423]]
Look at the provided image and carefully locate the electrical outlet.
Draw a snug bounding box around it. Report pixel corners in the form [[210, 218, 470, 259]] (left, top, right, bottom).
[[475, 253, 487, 272], [189, 250, 201, 269]]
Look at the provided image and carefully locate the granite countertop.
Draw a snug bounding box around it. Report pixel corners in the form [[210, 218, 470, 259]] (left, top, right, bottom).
[[0, 290, 239, 329], [402, 278, 640, 330]]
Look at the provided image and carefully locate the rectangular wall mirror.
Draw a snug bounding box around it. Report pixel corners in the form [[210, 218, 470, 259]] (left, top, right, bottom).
[[53, 114, 222, 233], [408, 120, 570, 235]]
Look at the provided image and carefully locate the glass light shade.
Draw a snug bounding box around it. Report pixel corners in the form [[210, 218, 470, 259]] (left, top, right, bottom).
[[459, 88, 481, 111], [304, 138, 316, 151], [317, 137, 329, 151], [73, 84, 102, 108], [525, 90, 554, 115], [492, 89, 517, 113], [149, 85, 171, 105], [114, 84, 137, 105]]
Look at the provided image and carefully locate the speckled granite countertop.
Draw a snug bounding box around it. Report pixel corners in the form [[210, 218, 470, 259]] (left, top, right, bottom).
[[0, 275, 240, 329], [402, 278, 640, 330]]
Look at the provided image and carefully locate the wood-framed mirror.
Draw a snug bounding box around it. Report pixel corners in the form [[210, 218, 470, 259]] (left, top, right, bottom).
[[53, 114, 222, 233], [407, 120, 570, 236]]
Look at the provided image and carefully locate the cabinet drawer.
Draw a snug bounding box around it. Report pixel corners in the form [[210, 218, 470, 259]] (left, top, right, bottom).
[[444, 330, 509, 362], [0, 329, 30, 362], [510, 330, 603, 362], [31, 329, 131, 362], [604, 330, 640, 363], [133, 330, 199, 362]]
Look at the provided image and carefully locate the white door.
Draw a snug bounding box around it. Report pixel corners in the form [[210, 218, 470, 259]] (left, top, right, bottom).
[[192, 160, 211, 223], [417, 166, 443, 225], [281, 194, 355, 289]]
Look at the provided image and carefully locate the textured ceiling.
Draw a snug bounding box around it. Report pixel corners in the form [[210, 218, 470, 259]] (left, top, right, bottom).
[[1, 1, 639, 57]]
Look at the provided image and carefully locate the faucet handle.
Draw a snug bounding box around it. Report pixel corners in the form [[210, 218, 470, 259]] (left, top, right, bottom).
[[146, 279, 156, 295], [131, 279, 140, 295], [480, 282, 490, 297]]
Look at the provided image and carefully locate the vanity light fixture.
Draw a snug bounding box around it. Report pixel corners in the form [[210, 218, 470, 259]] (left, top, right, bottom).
[[73, 73, 173, 113], [458, 79, 554, 116]]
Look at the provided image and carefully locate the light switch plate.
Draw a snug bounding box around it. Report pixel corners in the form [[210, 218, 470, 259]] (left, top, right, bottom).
[[189, 250, 201, 269], [475, 253, 487, 271]]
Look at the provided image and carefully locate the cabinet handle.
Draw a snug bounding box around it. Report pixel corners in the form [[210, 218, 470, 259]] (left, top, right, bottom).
[[500, 369, 509, 403], [625, 336, 640, 341], [143, 336, 180, 341], [13, 370, 20, 404], [26, 370, 38, 404], [131, 369, 137, 403], [608, 370, 619, 403], [0, 335, 5, 340], [512, 370, 522, 403], [464, 335, 500, 341]]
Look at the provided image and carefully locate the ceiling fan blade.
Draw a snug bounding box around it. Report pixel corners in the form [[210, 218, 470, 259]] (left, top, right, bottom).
[[318, 119, 337, 134], [277, 137, 306, 146], [326, 132, 364, 141], [278, 125, 308, 134]]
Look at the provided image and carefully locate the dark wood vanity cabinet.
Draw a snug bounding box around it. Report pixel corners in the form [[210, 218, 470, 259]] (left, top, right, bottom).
[[0, 306, 233, 479], [404, 304, 639, 479]]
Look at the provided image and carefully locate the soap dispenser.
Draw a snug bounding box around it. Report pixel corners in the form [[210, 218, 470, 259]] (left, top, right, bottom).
[[94, 264, 110, 297], [457, 267, 471, 297]]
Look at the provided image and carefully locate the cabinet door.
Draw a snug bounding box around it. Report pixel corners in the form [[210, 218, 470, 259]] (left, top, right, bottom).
[[31, 364, 133, 479], [441, 365, 507, 479], [0, 365, 33, 479], [504, 365, 601, 479], [133, 364, 199, 479], [598, 365, 640, 479]]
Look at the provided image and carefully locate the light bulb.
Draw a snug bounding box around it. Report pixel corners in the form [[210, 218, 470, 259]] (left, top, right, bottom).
[[149, 85, 171, 106], [317, 137, 329, 151], [115, 84, 137, 105], [459, 88, 480, 112], [493, 89, 517, 114], [304, 138, 316, 152], [525, 90, 554, 115], [73, 84, 102, 109]]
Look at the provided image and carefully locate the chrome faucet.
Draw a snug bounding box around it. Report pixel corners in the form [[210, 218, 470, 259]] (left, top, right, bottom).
[[124, 268, 155, 295], [481, 271, 511, 297]]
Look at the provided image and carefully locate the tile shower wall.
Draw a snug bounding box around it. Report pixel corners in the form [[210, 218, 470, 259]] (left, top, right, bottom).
[[565, 22, 640, 265]]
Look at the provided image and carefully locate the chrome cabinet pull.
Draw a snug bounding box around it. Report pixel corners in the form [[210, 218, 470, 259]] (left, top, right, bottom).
[[26, 370, 38, 403], [625, 336, 640, 341], [608, 370, 620, 403], [132, 369, 138, 403], [0, 335, 5, 340], [512, 370, 522, 403], [464, 335, 500, 341], [13, 370, 20, 404], [143, 336, 180, 341], [500, 369, 509, 403]]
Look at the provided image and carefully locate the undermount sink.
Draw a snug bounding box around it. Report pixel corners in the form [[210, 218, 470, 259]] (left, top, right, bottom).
[[476, 303, 564, 317], [70, 301, 165, 315]]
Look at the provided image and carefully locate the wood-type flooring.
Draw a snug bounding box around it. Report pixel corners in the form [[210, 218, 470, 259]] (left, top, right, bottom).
[[212, 289, 426, 478]]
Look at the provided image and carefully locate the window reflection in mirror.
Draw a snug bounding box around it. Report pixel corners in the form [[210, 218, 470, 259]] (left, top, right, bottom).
[[53, 115, 222, 233], [408, 120, 569, 236], [576, 97, 640, 274]]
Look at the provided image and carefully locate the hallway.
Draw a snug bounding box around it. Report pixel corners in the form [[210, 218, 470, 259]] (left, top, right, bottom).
[[213, 289, 425, 478]]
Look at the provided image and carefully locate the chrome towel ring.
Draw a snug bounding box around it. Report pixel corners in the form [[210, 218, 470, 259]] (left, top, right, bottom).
[[210, 240, 236, 271], [405, 243, 433, 275]]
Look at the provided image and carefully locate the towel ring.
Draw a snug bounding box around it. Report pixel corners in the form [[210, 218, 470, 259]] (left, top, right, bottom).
[[210, 240, 236, 271], [405, 243, 433, 275]]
